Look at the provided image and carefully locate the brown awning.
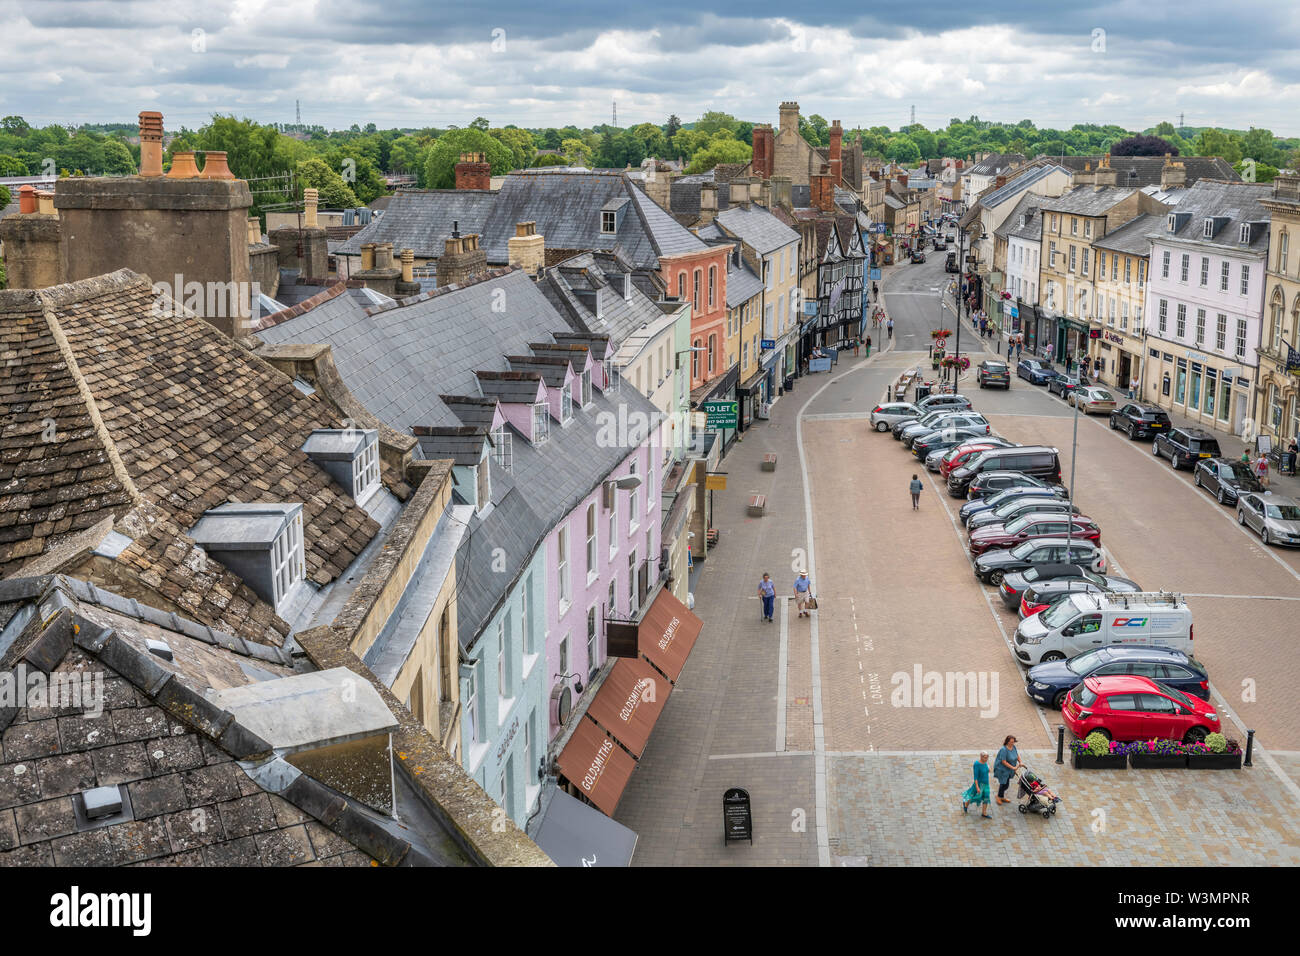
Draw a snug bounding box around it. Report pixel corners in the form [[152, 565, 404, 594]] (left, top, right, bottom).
[[638, 587, 703, 683], [555, 717, 637, 817], [585, 657, 671, 759]]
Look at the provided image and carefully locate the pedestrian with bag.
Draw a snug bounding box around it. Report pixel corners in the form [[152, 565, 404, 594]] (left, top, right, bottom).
[[758, 574, 776, 623], [993, 735, 1024, 804], [1255, 453, 1270, 488], [910, 473, 923, 510], [794, 570, 813, 618], [961, 752, 993, 819]]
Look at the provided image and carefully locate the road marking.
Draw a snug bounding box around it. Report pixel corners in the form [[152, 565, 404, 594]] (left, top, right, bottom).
[[804, 412, 874, 421], [708, 748, 1063, 760], [776, 595, 789, 753], [1181, 592, 1300, 602]]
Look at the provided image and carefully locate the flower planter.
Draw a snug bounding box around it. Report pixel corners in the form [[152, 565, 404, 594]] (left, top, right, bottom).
[[1129, 753, 1188, 769], [1187, 752, 1243, 770], [1072, 752, 1127, 769]]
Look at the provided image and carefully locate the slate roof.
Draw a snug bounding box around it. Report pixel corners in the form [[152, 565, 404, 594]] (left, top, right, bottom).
[[714, 203, 800, 255], [978, 164, 1068, 209], [0, 575, 471, 867], [336, 189, 497, 258], [0, 271, 382, 648], [668, 172, 732, 225], [1091, 212, 1162, 255], [998, 194, 1044, 242], [538, 251, 675, 349], [1041, 185, 1138, 216], [966, 153, 1026, 177], [1151, 180, 1273, 252], [726, 258, 765, 308], [1038, 154, 1239, 188]]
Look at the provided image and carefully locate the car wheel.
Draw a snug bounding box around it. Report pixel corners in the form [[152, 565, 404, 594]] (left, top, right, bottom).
[[988, 570, 1005, 586], [1151, 440, 1160, 458], [1261, 527, 1270, 546], [1108, 416, 1117, 430], [876, 421, 889, 432], [1041, 651, 1066, 663], [1183, 726, 1208, 745], [1052, 690, 1069, 710], [1194, 470, 1202, 487], [1169, 453, 1179, 471], [1216, 487, 1225, 504], [1237, 510, 1245, 525]]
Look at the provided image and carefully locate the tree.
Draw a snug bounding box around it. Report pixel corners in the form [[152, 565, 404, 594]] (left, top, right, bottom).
[[490, 127, 536, 171], [665, 114, 682, 141], [694, 111, 740, 138], [1, 116, 30, 136], [1153, 121, 1178, 139], [469, 116, 490, 131], [1235, 159, 1278, 183], [100, 138, 136, 174], [884, 135, 921, 164], [296, 157, 361, 208], [423, 128, 513, 187], [540, 128, 562, 150], [532, 153, 568, 167], [631, 122, 667, 159], [0, 154, 27, 176], [1192, 128, 1243, 164], [0, 184, 9, 210], [1242, 127, 1284, 167], [1111, 134, 1179, 156], [685, 136, 751, 174], [561, 138, 593, 167], [802, 114, 829, 148]]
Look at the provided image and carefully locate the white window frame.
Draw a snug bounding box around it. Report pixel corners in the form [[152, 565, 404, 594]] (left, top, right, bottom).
[[1199, 256, 1209, 287], [532, 402, 550, 444], [557, 525, 571, 608], [561, 383, 573, 423], [497, 614, 510, 701], [601, 211, 616, 234], [1220, 261, 1230, 292], [586, 605, 599, 680], [1236, 318, 1247, 359], [607, 493, 618, 559], [1240, 265, 1249, 296], [585, 502, 598, 582], [352, 439, 380, 502], [271, 512, 305, 610], [1216, 314, 1227, 352], [466, 666, 480, 744], [1180, 254, 1189, 282], [1161, 250, 1170, 278], [1176, 304, 1187, 339], [1195, 308, 1206, 345], [1158, 299, 1168, 334]]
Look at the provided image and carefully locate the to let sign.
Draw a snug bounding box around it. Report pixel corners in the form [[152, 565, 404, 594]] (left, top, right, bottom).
[[702, 400, 739, 428]]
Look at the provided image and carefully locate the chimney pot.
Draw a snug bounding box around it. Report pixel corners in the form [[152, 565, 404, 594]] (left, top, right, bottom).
[[400, 248, 414, 283], [303, 187, 319, 228], [360, 242, 376, 271], [247, 217, 262, 245], [199, 150, 234, 180], [167, 151, 200, 179], [36, 191, 55, 216], [138, 110, 164, 177], [18, 184, 37, 214]]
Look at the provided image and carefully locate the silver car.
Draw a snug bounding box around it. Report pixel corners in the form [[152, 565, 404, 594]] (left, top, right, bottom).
[[870, 401, 922, 432], [1069, 386, 1117, 415], [900, 411, 990, 446], [1236, 493, 1300, 547]]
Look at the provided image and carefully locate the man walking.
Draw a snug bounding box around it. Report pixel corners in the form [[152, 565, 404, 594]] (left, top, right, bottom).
[[910, 473, 923, 510], [758, 573, 776, 623], [887, 317, 894, 339], [865, 334, 872, 357], [794, 570, 813, 618]]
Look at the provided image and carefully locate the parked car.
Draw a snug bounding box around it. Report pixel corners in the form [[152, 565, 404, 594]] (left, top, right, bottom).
[[947, 445, 1063, 497], [966, 496, 1082, 533], [1236, 493, 1300, 547], [1047, 373, 1081, 398], [945, 233, 955, 244], [977, 360, 1011, 389], [959, 484, 1066, 525], [939, 438, 1017, 480], [1015, 591, 1192, 666], [911, 250, 926, 263], [1153, 426, 1222, 470], [1016, 359, 1055, 385], [912, 427, 995, 459], [916, 392, 973, 414], [932, 238, 945, 252], [1063, 676, 1219, 744], [998, 562, 1102, 610], [870, 401, 924, 432], [1027, 647, 1210, 710], [902, 412, 989, 448], [1069, 386, 1116, 415], [1018, 570, 1141, 618], [964, 470, 1068, 503], [1108, 402, 1172, 440], [944, 252, 958, 272], [972, 538, 1105, 585], [968, 513, 1100, 556], [893, 408, 960, 440], [1193, 456, 1263, 505]]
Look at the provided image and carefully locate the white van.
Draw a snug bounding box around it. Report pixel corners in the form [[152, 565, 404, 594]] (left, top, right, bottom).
[[1013, 591, 1192, 666]]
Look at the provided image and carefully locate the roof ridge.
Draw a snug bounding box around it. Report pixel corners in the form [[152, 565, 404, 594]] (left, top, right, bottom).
[[364, 265, 520, 316], [251, 280, 350, 332]]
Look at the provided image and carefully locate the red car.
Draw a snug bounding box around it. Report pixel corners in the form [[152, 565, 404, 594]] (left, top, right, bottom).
[[1063, 675, 1220, 743], [940, 441, 1004, 480], [968, 513, 1100, 555]]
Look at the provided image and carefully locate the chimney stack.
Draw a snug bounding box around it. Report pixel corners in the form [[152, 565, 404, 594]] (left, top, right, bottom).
[[1093, 153, 1117, 188], [455, 152, 491, 190], [361, 243, 377, 271], [758, 178, 772, 209], [354, 241, 401, 295], [395, 247, 421, 297], [247, 218, 262, 245], [1, 186, 64, 288], [771, 175, 792, 209], [1160, 155, 1186, 190], [508, 220, 545, 275], [303, 188, 320, 228], [813, 165, 834, 213], [829, 120, 843, 187], [752, 124, 774, 179], [779, 101, 800, 137], [699, 182, 719, 225], [138, 111, 164, 177]]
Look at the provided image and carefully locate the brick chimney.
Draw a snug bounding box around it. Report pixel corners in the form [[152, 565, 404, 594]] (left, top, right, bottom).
[[1160, 154, 1186, 190], [829, 120, 843, 187], [508, 221, 545, 275], [898, 172, 909, 188], [752, 124, 774, 179], [699, 183, 719, 225], [455, 152, 491, 190], [779, 101, 800, 137], [0, 185, 63, 288], [355, 240, 401, 295], [994, 174, 1006, 190], [771, 175, 793, 209], [437, 222, 488, 286], [1093, 153, 1117, 188], [812, 165, 834, 213]]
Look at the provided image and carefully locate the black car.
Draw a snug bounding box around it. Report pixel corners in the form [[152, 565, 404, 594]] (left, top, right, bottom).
[[911, 250, 926, 263], [966, 496, 1082, 532], [1153, 426, 1222, 470], [1046, 373, 1081, 398], [948, 446, 1063, 498], [1108, 402, 1172, 440], [964, 470, 1067, 503], [944, 252, 958, 272], [977, 360, 1011, 389], [959, 485, 1066, 525], [932, 238, 945, 252], [997, 562, 1098, 609], [911, 426, 994, 459], [1016, 359, 1055, 385], [1026, 646, 1210, 710], [1193, 456, 1263, 505], [972, 539, 1105, 585]]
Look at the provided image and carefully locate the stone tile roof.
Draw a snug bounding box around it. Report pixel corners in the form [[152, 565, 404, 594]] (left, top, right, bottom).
[[0, 575, 471, 866], [336, 189, 497, 258], [714, 203, 800, 255], [1037, 154, 1239, 188], [1041, 185, 1138, 216], [0, 271, 381, 647], [539, 251, 674, 348]]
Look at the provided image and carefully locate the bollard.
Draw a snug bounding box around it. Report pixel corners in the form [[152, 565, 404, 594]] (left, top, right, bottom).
[[1244, 729, 1255, 767], [1056, 724, 1065, 764]]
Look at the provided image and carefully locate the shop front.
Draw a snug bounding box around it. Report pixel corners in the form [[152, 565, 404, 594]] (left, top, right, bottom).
[[737, 366, 765, 429], [1094, 329, 1141, 393], [693, 365, 740, 450], [1150, 347, 1254, 435], [1060, 317, 1091, 368]]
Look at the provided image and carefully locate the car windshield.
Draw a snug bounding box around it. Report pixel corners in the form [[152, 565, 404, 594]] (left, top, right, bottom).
[[985, 363, 1007, 372], [1219, 461, 1245, 480], [1080, 569, 1105, 586], [1067, 649, 1108, 675], [1025, 361, 1041, 370], [1003, 515, 1035, 534], [1041, 600, 1079, 628], [1010, 541, 1040, 559], [1265, 503, 1300, 520], [1022, 566, 1043, 582], [1090, 390, 1114, 401], [1074, 685, 1099, 708], [1153, 682, 1196, 709]]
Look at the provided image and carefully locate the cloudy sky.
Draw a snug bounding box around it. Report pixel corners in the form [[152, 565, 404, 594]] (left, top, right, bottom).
[[3, 0, 1298, 134]]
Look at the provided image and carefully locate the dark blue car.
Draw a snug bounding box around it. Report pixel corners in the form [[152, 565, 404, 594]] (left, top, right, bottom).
[[1017, 359, 1055, 385], [1025, 646, 1211, 710]]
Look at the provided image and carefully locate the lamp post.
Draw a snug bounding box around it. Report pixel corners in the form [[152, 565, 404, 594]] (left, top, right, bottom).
[[1066, 374, 1080, 560]]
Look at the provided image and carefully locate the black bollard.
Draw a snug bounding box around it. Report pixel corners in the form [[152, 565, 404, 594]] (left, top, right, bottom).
[[1056, 724, 1065, 764], [1244, 729, 1255, 767]]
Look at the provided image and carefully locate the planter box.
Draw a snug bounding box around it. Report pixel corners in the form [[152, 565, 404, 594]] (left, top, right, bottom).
[[1129, 753, 1188, 769], [1187, 752, 1243, 770], [1072, 752, 1127, 769]]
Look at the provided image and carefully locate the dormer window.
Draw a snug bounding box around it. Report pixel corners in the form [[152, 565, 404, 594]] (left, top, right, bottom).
[[188, 503, 305, 614], [1167, 213, 1177, 233], [1239, 224, 1250, 244], [561, 382, 574, 423], [601, 211, 616, 234], [302, 428, 381, 506], [580, 368, 592, 406], [532, 402, 550, 444], [491, 423, 512, 471], [1203, 218, 1214, 238], [476, 454, 491, 513]]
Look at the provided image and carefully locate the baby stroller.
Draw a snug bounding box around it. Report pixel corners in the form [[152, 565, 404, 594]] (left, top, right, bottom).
[[1016, 766, 1061, 819]]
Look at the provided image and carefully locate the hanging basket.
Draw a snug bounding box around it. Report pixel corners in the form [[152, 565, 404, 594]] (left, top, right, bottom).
[[939, 355, 970, 370], [931, 328, 953, 339]]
